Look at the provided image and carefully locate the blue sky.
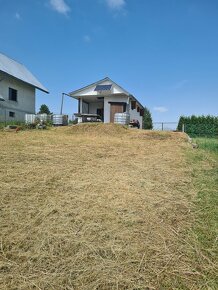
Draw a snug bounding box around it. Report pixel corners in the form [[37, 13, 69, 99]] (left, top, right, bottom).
[[0, 0, 218, 122]]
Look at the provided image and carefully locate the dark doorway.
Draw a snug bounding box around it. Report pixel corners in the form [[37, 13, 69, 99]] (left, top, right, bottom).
[[97, 108, 104, 121]]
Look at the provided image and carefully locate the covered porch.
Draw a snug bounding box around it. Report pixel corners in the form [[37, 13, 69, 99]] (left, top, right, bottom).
[[76, 95, 104, 122], [74, 93, 130, 124]]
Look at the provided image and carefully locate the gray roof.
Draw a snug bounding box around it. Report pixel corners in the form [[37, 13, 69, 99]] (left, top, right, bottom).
[[0, 52, 49, 93]]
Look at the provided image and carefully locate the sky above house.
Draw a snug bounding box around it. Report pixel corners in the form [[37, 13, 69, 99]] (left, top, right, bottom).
[[0, 0, 218, 124]]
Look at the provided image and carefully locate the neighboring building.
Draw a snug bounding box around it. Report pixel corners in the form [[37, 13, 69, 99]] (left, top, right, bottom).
[[0, 52, 49, 122], [69, 77, 144, 128]]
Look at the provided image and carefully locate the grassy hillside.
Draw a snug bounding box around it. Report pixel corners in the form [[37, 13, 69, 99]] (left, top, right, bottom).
[[0, 125, 217, 289], [185, 137, 218, 288], [194, 137, 218, 153]]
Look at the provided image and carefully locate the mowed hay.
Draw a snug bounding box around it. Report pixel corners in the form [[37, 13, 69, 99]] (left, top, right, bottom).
[[0, 125, 202, 289], [70, 123, 129, 136]]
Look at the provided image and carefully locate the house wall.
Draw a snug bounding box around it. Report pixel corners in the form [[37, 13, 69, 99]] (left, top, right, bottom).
[[129, 107, 143, 129], [82, 101, 89, 114], [0, 73, 35, 122], [104, 95, 129, 123], [103, 96, 143, 128], [89, 102, 104, 114]]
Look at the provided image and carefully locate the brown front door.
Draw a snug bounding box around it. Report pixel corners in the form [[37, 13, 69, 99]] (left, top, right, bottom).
[[110, 103, 124, 123]]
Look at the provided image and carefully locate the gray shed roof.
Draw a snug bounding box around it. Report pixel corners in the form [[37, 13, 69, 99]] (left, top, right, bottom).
[[0, 52, 49, 93]]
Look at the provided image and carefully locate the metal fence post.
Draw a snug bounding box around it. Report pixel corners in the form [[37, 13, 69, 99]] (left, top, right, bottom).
[[182, 124, 185, 132]]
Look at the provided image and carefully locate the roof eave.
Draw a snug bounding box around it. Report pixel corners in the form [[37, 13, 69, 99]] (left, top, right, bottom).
[[0, 70, 49, 94], [68, 77, 110, 96], [35, 86, 49, 94], [129, 94, 144, 109]]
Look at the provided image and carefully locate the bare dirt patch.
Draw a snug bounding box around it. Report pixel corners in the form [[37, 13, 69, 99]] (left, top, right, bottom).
[[0, 125, 199, 289]]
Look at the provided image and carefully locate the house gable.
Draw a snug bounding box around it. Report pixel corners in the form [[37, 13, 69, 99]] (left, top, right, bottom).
[[69, 77, 130, 97]]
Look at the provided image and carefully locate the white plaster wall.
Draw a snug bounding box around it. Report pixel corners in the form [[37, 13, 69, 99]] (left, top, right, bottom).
[[129, 108, 143, 129], [104, 95, 129, 123], [0, 73, 35, 121], [89, 102, 103, 114], [82, 102, 89, 114]]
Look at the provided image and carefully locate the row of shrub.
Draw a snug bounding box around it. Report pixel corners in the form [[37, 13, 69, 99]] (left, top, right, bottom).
[[177, 115, 218, 137]]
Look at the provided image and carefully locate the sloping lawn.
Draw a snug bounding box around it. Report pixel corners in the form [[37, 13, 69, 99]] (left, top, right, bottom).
[[0, 125, 217, 289]]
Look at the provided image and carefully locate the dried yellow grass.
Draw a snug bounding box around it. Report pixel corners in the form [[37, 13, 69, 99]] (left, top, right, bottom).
[[0, 125, 206, 289]]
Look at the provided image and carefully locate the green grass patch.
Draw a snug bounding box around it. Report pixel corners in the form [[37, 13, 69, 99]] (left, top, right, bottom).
[[0, 121, 53, 130], [186, 137, 218, 288], [0, 121, 25, 129], [193, 137, 218, 153]]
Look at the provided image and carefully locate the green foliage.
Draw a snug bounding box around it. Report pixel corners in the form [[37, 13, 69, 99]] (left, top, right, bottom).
[[0, 119, 52, 130], [186, 139, 218, 287], [143, 106, 153, 129], [38, 104, 51, 115], [177, 115, 218, 137], [0, 121, 25, 129], [194, 137, 218, 153], [69, 118, 78, 125]]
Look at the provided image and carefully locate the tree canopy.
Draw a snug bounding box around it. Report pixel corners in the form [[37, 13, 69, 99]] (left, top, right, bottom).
[[143, 106, 153, 129], [177, 115, 218, 137], [38, 104, 51, 115]]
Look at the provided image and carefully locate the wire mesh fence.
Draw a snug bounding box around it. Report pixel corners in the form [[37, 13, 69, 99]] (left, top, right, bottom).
[[152, 122, 218, 138], [153, 122, 178, 131]]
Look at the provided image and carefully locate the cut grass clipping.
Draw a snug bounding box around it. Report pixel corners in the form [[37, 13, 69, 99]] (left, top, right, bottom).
[[0, 124, 217, 289]]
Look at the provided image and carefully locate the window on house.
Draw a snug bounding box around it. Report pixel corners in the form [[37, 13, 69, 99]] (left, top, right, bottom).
[[131, 101, 136, 110], [9, 111, 15, 118], [9, 88, 17, 102]]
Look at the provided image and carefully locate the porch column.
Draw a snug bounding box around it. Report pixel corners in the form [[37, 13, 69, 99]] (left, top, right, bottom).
[[80, 98, 83, 113], [78, 98, 80, 113]]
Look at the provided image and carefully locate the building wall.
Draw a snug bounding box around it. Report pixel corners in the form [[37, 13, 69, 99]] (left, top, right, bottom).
[[89, 102, 104, 114], [129, 107, 143, 129], [81, 101, 89, 114], [104, 95, 129, 123], [103, 96, 143, 128], [0, 73, 35, 122]]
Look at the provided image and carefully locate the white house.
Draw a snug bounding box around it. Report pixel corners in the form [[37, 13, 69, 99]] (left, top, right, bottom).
[[0, 52, 49, 122], [69, 77, 144, 128]]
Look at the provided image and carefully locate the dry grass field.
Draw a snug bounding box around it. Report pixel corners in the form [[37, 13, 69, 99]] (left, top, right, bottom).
[[0, 124, 216, 289]]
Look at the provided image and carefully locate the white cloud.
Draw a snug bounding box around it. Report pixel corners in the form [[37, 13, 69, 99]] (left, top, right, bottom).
[[153, 106, 168, 113], [106, 0, 126, 10], [83, 35, 91, 43], [50, 0, 70, 15], [15, 12, 21, 20]]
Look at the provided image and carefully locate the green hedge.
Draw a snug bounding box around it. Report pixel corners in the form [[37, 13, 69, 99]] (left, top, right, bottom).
[[177, 115, 218, 137]]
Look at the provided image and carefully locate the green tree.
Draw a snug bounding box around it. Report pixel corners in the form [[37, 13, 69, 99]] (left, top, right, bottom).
[[38, 104, 51, 115], [177, 115, 218, 137], [143, 106, 153, 129]]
